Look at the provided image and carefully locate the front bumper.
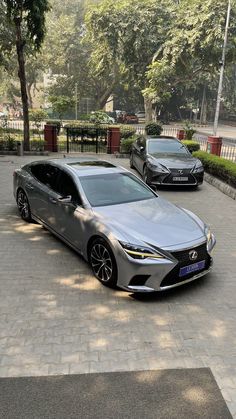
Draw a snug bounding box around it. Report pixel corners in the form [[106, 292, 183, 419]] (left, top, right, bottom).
[[112, 239, 214, 293], [147, 167, 204, 186]]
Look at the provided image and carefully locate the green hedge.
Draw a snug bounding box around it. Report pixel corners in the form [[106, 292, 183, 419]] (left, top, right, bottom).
[[182, 140, 200, 153], [120, 136, 137, 153], [193, 151, 236, 188], [46, 119, 61, 134], [63, 122, 135, 139]]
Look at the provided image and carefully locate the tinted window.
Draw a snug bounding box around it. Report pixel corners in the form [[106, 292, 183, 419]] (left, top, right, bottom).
[[147, 140, 189, 155], [30, 164, 47, 183], [80, 173, 155, 207], [57, 170, 81, 204], [44, 164, 59, 191]]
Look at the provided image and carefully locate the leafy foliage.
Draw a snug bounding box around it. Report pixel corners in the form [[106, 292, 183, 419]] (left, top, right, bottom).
[[193, 150, 236, 187], [145, 122, 163, 136], [182, 140, 200, 153], [145, 0, 236, 110], [120, 136, 137, 153], [48, 95, 75, 121]]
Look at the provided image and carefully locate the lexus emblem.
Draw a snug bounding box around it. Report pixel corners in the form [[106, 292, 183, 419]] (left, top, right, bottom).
[[189, 250, 198, 261], [178, 169, 183, 174]]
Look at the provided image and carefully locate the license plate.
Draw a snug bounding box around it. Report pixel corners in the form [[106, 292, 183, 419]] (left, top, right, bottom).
[[172, 176, 188, 181], [179, 260, 206, 277]]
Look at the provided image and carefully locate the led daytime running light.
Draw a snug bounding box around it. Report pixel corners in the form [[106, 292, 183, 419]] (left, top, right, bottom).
[[120, 242, 165, 260]]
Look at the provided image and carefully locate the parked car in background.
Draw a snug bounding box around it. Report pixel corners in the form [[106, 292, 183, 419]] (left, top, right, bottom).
[[136, 111, 145, 120], [116, 111, 126, 123], [90, 111, 115, 124], [14, 158, 215, 293], [124, 112, 139, 124], [130, 136, 204, 187]]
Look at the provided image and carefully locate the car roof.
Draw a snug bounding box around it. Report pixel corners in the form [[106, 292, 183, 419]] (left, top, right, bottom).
[[147, 136, 178, 141], [31, 157, 127, 177]]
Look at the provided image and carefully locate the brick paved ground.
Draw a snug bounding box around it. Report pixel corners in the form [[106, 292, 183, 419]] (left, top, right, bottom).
[[0, 153, 236, 417]]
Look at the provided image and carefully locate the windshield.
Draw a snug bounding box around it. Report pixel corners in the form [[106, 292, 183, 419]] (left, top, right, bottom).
[[80, 173, 156, 207], [148, 140, 189, 156]]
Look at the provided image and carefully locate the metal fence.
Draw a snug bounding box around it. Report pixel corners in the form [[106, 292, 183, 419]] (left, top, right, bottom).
[[195, 132, 236, 162], [65, 127, 108, 153], [135, 125, 179, 137], [1, 120, 45, 131], [1, 119, 236, 162]]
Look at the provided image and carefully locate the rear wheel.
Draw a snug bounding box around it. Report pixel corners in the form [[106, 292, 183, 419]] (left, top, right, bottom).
[[17, 189, 32, 222], [89, 238, 117, 288]]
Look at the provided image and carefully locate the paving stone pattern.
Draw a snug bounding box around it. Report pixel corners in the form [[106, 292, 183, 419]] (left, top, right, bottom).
[[0, 154, 236, 417]]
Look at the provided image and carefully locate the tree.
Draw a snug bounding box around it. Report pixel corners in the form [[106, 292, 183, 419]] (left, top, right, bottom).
[[145, 0, 236, 120], [2, 0, 50, 150], [48, 95, 75, 121], [85, 0, 172, 119]]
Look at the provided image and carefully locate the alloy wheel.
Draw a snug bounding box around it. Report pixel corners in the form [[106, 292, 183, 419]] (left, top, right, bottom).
[[90, 243, 113, 282], [17, 190, 31, 221]]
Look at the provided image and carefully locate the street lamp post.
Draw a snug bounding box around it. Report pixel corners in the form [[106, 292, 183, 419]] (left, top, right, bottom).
[[213, 0, 231, 136], [75, 83, 78, 120]]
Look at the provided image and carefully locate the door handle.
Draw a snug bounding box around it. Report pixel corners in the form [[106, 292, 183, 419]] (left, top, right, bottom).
[[26, 183, 34, 190], [49, 197, 57, 204]]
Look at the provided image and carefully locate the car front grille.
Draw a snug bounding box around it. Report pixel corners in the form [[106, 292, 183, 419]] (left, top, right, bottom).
[[162, 168, 196, 184], [160, 243, 211, 288], [172, 243, 208, 265]]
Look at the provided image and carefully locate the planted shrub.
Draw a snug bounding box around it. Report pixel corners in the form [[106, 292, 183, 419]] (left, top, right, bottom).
[[120, 126, 136, 139], [182, 140, 200, 153], [63, 122, 135, 140], [193, 151, 236, 188], [183, 121, 196, 140], [120, 136, 137, 153], [145, 122, 162, 136]]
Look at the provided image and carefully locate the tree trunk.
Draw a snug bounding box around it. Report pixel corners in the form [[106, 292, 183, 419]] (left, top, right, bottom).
[[200, 85, 207, 124], [26, 82, 33, 109], [144, 96, 153, 123], [15, 19, 30, 151]]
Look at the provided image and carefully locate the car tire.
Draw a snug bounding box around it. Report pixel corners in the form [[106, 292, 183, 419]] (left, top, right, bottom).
[[17, 189, 32, 222], [89, 238, 118, 288], [130, 153, 135, 169]]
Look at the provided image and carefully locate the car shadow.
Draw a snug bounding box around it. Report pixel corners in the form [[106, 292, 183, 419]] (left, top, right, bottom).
[[130, 273, 212, 302]]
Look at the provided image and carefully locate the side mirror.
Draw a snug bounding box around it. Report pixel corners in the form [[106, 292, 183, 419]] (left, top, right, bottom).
[[58, 195, 72, 204], [140, 146, 145, 152]]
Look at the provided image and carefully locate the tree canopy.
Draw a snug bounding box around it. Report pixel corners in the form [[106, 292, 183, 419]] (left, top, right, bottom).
[[1, 0, 236, 123]]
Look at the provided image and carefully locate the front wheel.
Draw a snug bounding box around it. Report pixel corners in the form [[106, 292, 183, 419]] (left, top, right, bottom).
[[17, 189, 32, 222], [89, 238, 118, 288]]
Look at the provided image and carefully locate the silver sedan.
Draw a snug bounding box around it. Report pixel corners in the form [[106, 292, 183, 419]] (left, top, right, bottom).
[[13, 158, 216, 292]]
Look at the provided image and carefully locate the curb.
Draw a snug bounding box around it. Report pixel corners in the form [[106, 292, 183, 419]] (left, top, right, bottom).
[[204, 172, 236, 200]]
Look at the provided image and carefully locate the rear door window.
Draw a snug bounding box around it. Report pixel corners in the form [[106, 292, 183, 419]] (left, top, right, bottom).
[[43, 164, 60, 192], [56, 170, 82, 205], [31, 164, 47, 183]]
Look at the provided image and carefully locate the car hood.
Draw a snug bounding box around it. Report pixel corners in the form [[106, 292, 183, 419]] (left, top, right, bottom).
[[94, 197, 205, 249], [148, 154, 198, 169]]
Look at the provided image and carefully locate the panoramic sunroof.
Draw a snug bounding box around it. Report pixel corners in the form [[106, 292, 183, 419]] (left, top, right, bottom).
[[67, 161, 116, 169]]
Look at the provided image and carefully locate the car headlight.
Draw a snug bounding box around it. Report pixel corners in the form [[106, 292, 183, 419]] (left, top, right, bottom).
[[119, 242, 165, 259], [148, 162, 169, 173], [192, 163, 204, 173]]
